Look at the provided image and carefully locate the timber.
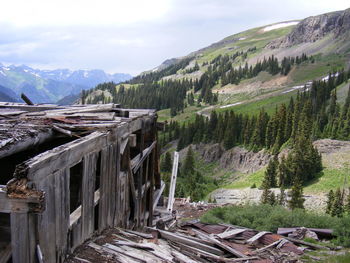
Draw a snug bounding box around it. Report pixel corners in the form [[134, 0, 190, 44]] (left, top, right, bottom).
[[167, 151, 179, 212], [0, 102, 160, 263]]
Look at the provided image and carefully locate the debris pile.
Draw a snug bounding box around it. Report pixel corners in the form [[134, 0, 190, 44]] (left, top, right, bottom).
[[66, 220, 336, 263]]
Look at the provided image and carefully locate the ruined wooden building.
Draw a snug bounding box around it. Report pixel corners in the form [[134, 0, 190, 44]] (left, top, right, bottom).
[[0, 102, 163, 263]]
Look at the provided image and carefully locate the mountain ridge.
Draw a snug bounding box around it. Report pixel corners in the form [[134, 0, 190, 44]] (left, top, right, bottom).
[[0, 64, 132, 103]]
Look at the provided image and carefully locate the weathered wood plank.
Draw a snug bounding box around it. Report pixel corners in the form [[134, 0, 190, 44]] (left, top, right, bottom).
[[216, 228, 247, 239], [108, 143, 117, 227], [82, 152, 97, 241], [192, 229, 247, 258], [247, 231, 269, 244], [54, 169, 70, 262], [0, 187, 43, 213], [37, 173, 57, 262], [10, 213, 36, 263], [99, 147, 109, 231], [0, 129, 55, 159], [130, 141, 156, 173], [167, 151, 179, 212], [153, 181, 165, 211], [19, 132, 107, 181], [158, 230, 224, 256]]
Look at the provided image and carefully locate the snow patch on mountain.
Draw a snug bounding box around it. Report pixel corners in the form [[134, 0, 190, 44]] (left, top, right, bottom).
[[263, 21, 299, 32]]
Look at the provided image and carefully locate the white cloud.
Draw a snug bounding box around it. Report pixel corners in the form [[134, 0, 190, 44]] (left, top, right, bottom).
[[0, 0, 349, 75], [1, 0, 171, 27]]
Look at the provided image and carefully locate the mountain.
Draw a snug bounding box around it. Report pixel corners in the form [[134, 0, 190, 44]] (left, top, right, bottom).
[[0, 64, 132, 104], [86, 8, 350, 110], [0, 85, 18, 102], [267, 8, 350, 48], [37, 69, 132, 88], [63, 8, 350, 208]]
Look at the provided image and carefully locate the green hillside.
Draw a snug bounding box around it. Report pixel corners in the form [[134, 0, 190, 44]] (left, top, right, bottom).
[[85, 8, 350, 209]]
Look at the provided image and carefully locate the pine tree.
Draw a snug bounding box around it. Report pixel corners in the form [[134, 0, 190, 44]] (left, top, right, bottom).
[[278, 156, 293, 187], [264, 156, 278, 188], [326, 190, 335, 214], [289, 178, 305, 210], [161, 152, 172, 173], [182, 146, 195, 175], [278, 187, 286, 206], [331, 188, 344, 217], [273, 104, 287, 153], [346, 188, 350, 214], [260, 185, 272, 205]]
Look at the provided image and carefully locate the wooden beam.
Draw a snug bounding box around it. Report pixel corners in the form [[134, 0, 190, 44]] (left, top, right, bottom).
[[158, 230, 225, 256], [192, 228, 247, 258], [129, 134, 137, 147], [285, 237, 330, 250], [16, 132, 107, 181], [0, 186, 44, 213], [167, 151, 179, 212], [21, 93, 34, 105], [247, 231, 270, 244], [131, 141, 156, 173], [0, 102, 62, 112], [0, 129, 55, 159], [10, 213, 36, 263], [216, 228, 246, 239], [153, 181, 165, 211]]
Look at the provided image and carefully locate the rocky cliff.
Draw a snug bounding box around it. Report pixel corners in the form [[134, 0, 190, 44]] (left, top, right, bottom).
[[179, 143, 272, 175], [268, 8, 350, 49]]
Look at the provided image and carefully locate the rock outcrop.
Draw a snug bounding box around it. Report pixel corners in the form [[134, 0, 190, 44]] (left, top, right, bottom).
[[179, 143, 271, 174], [268, 8, 350, 48]]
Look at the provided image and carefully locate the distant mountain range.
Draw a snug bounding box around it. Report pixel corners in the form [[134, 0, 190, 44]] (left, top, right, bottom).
[[0, 64, 132, 104]]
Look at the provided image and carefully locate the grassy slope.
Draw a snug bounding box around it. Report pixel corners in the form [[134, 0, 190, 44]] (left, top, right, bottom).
[[157, 105, 204, 123], [197, 25, 296, 65], [220, 142, 350, 194], [156, 21, 350, 196]]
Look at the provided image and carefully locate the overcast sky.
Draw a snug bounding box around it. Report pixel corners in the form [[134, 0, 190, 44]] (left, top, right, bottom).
[[0, 0, 349, 75]]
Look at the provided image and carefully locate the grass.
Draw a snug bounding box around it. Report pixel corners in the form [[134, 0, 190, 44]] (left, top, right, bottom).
[[220, 166, 350, 194], [337, 81, 350, 105], [290, 53, 347, 84], [217, 91, 294, 116], [222, 168, 265, 189], [304, 168, 350, 193], [157, 105, 203, 123], [197, 24, 295, 64], [320, 253, 350, 263]]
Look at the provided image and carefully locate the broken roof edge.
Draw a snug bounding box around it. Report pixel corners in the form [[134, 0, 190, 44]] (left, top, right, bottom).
[[0, 102, 157, 183]]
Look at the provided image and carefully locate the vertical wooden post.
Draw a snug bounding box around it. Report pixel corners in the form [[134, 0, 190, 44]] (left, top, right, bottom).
[[11, 213, 36, 263], [81, 153, 97, 241], [148, 148, 155, 226], [167, 151, 179, 212]]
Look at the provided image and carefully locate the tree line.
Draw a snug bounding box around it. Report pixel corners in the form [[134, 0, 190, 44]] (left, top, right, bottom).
[[82, 79, 191, 116], [161, 69, 350, 186]]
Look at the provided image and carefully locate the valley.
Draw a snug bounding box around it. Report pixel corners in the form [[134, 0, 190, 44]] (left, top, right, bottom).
[[81, 9, 350, 213], [3, 2, 350, 263]]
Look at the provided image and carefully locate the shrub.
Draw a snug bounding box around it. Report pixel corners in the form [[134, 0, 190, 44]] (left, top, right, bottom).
[[201, 204, 350, 247]]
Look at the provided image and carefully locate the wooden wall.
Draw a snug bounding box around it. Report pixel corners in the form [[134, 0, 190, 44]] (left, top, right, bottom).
[[4, 115, 160, 263]]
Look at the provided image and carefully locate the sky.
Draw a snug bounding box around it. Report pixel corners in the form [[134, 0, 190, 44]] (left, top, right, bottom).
[[0, 0, 349, 75]]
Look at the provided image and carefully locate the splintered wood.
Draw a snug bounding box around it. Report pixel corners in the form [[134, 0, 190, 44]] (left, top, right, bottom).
[[66, 219, 318, 263]]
